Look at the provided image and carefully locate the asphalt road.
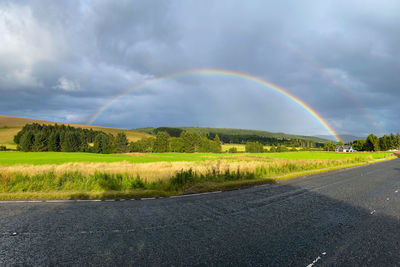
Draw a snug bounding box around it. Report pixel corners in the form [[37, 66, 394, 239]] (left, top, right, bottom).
[[1, 159, 400, 266]]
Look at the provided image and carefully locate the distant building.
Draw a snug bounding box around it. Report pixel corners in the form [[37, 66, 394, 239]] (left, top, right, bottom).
[[335, 145, 355, 152]]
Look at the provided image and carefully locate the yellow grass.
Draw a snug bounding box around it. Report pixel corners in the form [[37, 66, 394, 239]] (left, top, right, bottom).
[[0, 128, 21, 145], [222, 144, 246, 152], [221, 144, 301, 152], [0, 143, 17, 150], [0, 157, 379, 183]]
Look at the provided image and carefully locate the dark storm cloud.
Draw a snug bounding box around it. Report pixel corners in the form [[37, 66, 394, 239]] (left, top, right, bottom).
[[0, 0, 399, 135]]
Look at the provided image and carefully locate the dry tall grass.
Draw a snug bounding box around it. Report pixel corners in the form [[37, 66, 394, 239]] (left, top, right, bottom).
[[0, 157, 368, 183]]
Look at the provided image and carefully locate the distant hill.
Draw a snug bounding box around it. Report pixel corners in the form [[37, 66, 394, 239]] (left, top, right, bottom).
[[0, 115, 151, 147], [315, 134, 365, 143], [138, 127, 330, 143]]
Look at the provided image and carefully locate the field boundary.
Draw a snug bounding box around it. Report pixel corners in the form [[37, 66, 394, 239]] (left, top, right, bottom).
[[0, 156, 395, 201]]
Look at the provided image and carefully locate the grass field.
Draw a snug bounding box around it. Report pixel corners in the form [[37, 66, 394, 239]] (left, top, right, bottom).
[[0, 151, 395, 200], [0, 151, 392, 165]]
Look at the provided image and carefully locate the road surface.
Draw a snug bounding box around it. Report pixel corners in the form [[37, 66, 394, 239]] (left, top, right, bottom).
[[1, 159, 400, 266]]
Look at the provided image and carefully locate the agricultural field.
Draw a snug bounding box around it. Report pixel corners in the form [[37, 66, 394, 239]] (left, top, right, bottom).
[[222, 144, 247, 152], [221, 144, 302, 152], [0, 151, 395, 200]]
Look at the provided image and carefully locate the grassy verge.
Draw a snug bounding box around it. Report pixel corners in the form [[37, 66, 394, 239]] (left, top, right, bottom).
[[0, 154, 395, 200]]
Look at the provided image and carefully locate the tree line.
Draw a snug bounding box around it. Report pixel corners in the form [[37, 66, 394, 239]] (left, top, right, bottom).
[[352, 133, 400, 151], [206, 132, 324, 148], [130, 131, 222, 153], [13, 124, 225, 154], [323, 133, 400, 151], [14, 123, 130, 153], [16, 124, 398, 154]]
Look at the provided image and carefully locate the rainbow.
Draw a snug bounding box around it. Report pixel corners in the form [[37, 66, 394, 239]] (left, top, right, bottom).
[[87, 68, 342, 142], [271, 39, 383, 134]]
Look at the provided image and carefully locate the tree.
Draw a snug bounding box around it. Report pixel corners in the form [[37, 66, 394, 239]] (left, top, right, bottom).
[[276, 144, 289, 152], [61, 132, 81, 152], [213, 134, 222, 153], [181, 131, 197, 153], [93, 133, 114, 154], [154, 132, 170, 152], [352, 139, 366, 151], [365, 134, 379, 151], [130, 137, 155, 152], [48, 132, 61, 151], [19, 132, 35, 151], [245, 141, 264, 153], [324, 142, 336, 151], [115, 133, 129, 153], [379, 135, 389, 151], [33, 133, 48, 151], [389, 133, 396, 150], [169, 137, 185, 152]]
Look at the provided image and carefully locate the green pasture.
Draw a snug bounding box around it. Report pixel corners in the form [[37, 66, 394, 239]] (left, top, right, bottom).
[[0, 151, 393, 166]]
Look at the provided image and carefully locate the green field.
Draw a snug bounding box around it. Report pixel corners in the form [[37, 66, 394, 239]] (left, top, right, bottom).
[[0, 151, 393, 166]]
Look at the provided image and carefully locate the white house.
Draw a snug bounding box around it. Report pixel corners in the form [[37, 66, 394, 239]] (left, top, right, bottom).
[[335, 145, 355, 152]]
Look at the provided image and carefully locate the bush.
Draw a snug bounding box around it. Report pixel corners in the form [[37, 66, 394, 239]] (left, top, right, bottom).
[[0, 146, 6, 151], [228, 147, 238, 153], [245, 141, 264, 153]]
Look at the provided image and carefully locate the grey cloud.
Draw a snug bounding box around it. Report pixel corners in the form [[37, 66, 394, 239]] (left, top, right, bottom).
[[0, 0, 399, 136]]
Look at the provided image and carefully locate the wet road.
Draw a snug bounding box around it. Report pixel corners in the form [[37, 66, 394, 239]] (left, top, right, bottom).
[[1, 159, 400, 266]]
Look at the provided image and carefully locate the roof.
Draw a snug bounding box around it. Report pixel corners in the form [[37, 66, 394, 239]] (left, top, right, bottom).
[[335, 145, 353, 149]]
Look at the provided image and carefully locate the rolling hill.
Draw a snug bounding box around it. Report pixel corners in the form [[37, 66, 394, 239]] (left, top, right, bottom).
[[138, 127, 330, 143], [0, 115, 151, 148], [315, 134, 365, 143]]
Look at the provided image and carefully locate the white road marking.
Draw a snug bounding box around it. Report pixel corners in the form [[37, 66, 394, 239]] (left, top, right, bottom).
[[46, 200, 75, 203], [141, 197, 156, 200], [170, 191, 223, 198], [0, 190, 225, 203], [0, 200, 42, 203], [306, 252, 326, 267]]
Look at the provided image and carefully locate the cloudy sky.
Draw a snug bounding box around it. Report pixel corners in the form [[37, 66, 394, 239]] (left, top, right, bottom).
[[1, 0, 399, 137]]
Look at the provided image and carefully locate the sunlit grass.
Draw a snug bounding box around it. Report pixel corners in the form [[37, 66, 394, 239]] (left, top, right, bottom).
[[0, 151, 392, 165]]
